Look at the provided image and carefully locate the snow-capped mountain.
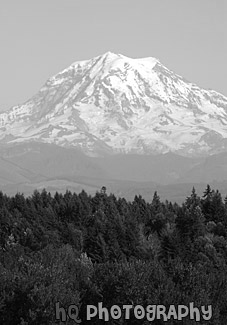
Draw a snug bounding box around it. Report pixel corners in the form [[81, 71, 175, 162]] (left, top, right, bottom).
[[1, 51, 227, 156]]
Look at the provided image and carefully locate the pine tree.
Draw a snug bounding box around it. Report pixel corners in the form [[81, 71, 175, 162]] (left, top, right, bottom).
[[203, 184, 212, 198]]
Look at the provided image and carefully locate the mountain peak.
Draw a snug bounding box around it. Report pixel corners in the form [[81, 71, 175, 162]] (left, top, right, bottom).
[[100, 51, 159, 65], [1, 52, 227, 157], [102, 51, 123, 58]]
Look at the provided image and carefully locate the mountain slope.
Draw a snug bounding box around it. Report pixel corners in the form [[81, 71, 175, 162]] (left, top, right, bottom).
[[1, 52, 227, 156]]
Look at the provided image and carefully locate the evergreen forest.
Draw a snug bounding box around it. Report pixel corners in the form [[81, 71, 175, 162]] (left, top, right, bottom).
[[1, 185, 227, 324]]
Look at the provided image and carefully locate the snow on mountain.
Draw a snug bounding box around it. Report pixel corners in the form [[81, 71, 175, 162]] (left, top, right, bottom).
[[1, 51, 227, 156]]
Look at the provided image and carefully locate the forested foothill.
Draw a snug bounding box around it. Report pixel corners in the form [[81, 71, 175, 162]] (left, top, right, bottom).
[[1, 185, 227, 324]]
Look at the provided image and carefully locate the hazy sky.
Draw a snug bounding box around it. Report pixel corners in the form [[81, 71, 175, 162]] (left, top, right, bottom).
[[1, 0, 227, 111]]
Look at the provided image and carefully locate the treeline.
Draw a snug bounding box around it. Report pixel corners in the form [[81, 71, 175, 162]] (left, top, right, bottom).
[[0, 185, 227, 324]]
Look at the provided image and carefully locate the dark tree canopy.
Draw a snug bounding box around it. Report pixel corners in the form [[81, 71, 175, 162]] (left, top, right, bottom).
[[0, 185, 227, 324]]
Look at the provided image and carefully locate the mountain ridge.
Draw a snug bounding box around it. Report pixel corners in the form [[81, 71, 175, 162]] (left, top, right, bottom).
[[1, 141, 227, 202]]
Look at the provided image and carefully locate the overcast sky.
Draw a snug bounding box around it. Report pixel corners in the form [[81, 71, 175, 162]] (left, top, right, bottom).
[[1, 0, 227, 111]]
